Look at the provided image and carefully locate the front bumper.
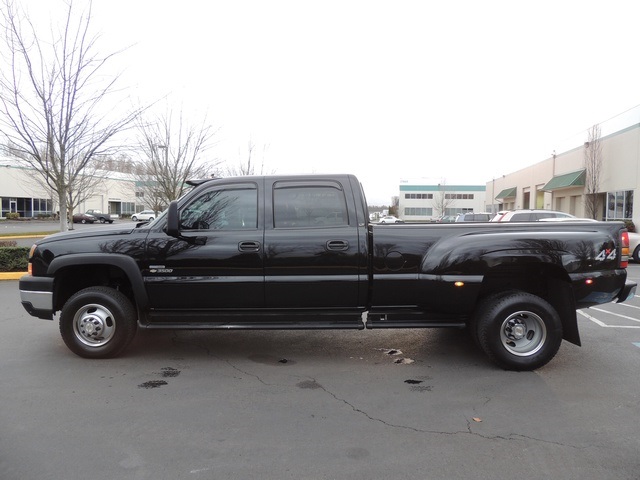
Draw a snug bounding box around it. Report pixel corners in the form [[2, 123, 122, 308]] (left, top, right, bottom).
[[19, 275, 54, 320]]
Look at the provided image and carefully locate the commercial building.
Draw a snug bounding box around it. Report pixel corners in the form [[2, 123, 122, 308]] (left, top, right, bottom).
[[0, 156, 138, 218], [486, 107, 639, 226], [398, 181, 487, 221], [397, 106, 639, 226]]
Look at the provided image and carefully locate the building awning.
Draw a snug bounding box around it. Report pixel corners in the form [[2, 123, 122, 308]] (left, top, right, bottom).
[[495, 187, 517, 199], [542, 169, 586, 191]]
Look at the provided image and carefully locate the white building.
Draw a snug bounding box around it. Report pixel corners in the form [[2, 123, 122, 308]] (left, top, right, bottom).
[[0, 156, 139, 218], [398, 180, 487, 221]]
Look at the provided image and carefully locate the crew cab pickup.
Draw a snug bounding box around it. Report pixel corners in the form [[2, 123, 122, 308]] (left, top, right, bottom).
[[85, 209, 118, 224], [19, 174, 636, 370]]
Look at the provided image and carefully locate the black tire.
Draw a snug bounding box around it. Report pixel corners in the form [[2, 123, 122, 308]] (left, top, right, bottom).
[[131, 216, 138, 221], [108, 220, 114, 224], [81, 219, 87, 224], [474, 290, 562, 371], [633, 245, 640, 263], [60, 287, 137, 359], [100, 218, 106, 224], [148, 217, 154, 221]]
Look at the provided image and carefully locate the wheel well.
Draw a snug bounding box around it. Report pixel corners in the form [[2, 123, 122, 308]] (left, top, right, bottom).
[[478, 263, 580, 345], [53, 265, 135, 313]]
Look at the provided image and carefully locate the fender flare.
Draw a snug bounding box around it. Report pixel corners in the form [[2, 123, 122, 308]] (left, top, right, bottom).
[[47, 253, 149, 312]]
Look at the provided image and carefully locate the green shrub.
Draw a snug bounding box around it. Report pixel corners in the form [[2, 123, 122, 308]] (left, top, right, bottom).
[[5, 212, 20, 220], [0, 247, 29, 272]]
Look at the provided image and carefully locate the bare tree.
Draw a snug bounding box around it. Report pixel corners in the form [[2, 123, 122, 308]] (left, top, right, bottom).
[[0, 0, 144, 230], [584, 124, 603, 220], [225, 137, 272, 176], [433, 181, 455, 217], [135, 107, 218, 211]]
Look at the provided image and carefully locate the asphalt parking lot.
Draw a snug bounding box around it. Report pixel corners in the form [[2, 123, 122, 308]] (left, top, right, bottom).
[[1, 264, 639, 480]]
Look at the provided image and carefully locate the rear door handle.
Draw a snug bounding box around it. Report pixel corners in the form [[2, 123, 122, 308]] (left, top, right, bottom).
[[238, 241, 261, 252], [326, 240, 349, 251]]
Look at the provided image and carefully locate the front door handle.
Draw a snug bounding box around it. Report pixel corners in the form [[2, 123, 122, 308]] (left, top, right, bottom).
[[238, 241, 261, 252], [326, 240, 349, 251]]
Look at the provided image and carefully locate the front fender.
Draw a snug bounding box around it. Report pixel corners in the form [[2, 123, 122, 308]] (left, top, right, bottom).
[[47, 253, 149, 312]]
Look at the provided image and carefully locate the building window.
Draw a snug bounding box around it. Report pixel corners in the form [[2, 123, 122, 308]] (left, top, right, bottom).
[[444, 193, 475, 200], [607, 190, 634, 220], [404, 207, 432, 216], [404, 193, 433, 199], [121, 202, 136, 215], [445, 207, 473, 215]]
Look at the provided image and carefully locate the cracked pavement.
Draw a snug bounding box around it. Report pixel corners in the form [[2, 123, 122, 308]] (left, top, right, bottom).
[[1, 281, 639, 479]]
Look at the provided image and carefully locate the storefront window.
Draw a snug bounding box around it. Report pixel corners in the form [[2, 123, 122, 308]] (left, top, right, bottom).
[[607, 190, 634, 220]]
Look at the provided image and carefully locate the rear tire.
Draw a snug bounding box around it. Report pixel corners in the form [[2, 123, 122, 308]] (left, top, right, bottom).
[[633, 246, 640, 263], [60, 287, 137, 358], [474, 291, 562, 371]]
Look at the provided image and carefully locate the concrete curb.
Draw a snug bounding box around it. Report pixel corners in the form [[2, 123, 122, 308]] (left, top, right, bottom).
[[0, 272, 25, 281], [0, 234, 48, 240]]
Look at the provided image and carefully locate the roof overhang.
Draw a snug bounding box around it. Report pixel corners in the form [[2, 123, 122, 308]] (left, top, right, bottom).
[[542, 169, 586, 191], [495, 187, 517, 199]]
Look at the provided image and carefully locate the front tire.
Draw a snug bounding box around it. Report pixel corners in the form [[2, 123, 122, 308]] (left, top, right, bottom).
[[633, 245, 640, 263], [60, 287, 137, 358], [474, 291, 562, 371]]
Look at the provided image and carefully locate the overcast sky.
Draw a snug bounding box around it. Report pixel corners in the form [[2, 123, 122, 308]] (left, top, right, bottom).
[[21, 0, 640, 204]]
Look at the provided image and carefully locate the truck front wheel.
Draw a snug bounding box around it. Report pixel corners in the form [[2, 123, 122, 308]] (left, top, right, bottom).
[[60, 287, 137, 358], [475, 291, 562, 371]]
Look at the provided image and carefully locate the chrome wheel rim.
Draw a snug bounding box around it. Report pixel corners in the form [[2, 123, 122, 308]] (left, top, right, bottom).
[[73, 303, 116, 347], [499, 311, 546, 357]]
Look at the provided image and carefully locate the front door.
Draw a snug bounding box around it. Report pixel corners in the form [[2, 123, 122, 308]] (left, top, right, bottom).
[[143, 181, 264, 316]]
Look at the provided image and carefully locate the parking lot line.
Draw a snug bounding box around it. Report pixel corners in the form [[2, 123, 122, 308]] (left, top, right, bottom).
[[588, 307, 640, 323], [578, 309, 640, 328]]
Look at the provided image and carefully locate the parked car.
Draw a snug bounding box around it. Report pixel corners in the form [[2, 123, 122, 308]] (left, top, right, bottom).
[[131, 210, 156, 222], [72, 213, 96, 224], [491, 211, 510, 222], [492, 210, 576, 222], [85, 209, 116, 224], [436, 215, 457, 223], [455, 212, 492, 222], [629, 232, 640, 262], [378, 215, 403, 224]]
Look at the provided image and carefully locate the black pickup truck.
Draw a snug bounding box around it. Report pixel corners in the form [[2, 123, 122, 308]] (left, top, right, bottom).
[[19, 174, 636, 370]]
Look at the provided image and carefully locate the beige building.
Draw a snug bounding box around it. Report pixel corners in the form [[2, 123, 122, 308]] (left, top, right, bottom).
[[486, 113, 639, 226]]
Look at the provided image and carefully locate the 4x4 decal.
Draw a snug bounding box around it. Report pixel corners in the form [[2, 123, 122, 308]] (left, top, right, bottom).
[[595, 248, 617, 261]]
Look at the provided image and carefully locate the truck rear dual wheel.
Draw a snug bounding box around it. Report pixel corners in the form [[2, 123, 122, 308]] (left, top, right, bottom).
[[474, 291, 563, 371], [60, 287, 137, 359]]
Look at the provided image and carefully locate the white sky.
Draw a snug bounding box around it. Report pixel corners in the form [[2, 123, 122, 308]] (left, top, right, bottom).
[[21, 0, 640, 204]]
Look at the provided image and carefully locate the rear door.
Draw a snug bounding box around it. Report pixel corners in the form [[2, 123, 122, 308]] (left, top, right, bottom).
[[263, 179, 362, 309]]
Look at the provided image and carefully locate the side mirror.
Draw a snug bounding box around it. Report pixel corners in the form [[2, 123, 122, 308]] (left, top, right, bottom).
[[166, 201, 180, 237]]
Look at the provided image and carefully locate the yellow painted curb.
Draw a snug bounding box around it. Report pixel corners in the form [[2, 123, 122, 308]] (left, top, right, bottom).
[[0, 235, 47, 240], [0, 272, 26, 280]]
